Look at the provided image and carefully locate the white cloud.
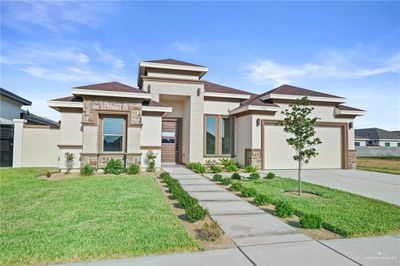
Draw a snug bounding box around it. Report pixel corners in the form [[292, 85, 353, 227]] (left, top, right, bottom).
[[172, 41, 199, 53], [93, 43, 125, 69], [245, 51, 400, 85]]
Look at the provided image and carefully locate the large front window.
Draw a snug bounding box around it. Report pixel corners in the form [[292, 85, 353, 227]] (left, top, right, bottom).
[[205, 115, 232, 156], [102, 117, 125, 152]]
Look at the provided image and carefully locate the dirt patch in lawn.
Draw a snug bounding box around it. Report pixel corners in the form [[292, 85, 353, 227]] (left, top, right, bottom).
[[156, 177, 235, 250]]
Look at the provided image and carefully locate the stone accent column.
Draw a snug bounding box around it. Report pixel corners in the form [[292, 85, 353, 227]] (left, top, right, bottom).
[[347, 149, 357, 169], [245, 148, 262, 169], [12, 119, 26, 167]]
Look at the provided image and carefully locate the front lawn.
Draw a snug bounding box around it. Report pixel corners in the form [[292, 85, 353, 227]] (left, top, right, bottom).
[[0, 168, 197, 266], [357, 157, 400, 175], [238, 178, 400, 237]]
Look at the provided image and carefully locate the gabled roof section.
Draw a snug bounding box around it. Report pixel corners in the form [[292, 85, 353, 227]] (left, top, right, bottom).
[[0, 88, 31, 106], [20, 110, 59, 128], [74, 81, 147, 93], [50, 95, 82, 102], [142, 58, 205, 67], [239, 93, 279, 107], [355, 128, 400, 140]]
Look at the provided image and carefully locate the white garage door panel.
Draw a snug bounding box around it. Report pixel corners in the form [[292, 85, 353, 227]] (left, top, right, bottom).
[[264, 125, 342, 169]]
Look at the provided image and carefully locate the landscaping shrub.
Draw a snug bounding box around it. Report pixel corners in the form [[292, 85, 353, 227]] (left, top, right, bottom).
[[300, 214, 323, 229], [104, 159, 125, 175], [245, 165, 258, 173], [146, 151, 157, 172], [225, 164, 239, 172], [249, 173, 261, 180], [211, 165, 222, 173], [186, 205, 208, 222], [196, 223, 222, 241], [254, 194, 272, 205], [231, 182, 243, 191], [213, 174, 223, 182], [45, 170, 51, 178], [218, 158, 236, 168], [275, 200, 295, 218], [64, 152, 75, 174], [231, 173, 241, 180], [220, 178, 232, 186], [187, 162, 206, 173], [80, 164, 95, 176], [127, 163, 140, 175], [241, 187, 257, 197], [179, 193, 199, 209], [264, 172, 276, 179]]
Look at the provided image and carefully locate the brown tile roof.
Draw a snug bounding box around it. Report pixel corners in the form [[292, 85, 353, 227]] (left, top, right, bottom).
[[142, 100, 170, 108], [266, 84, 343, 98], [142, 59, 204, 67], [74, 81, 148, 93], [50, 95, 82, 102], [336, 105, 365, 111], [204, 81, 251, 95], [239, 94, 279, 108]]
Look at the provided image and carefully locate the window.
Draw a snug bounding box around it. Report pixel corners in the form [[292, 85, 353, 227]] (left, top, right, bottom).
[[355, 142, 360, 147], [385, 142, 390, 147], [102, 117, 125, 152], [398, 143, 400, 147], [205, 115, 233, 156]]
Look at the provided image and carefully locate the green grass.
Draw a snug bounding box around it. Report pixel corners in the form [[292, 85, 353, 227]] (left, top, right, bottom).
[[238, 178, 400, 237], [0, 168, 197, 266], [357, 157, 400, 175]]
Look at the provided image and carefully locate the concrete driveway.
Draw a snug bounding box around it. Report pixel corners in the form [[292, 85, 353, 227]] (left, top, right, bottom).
[[265, 169, 400, 205]]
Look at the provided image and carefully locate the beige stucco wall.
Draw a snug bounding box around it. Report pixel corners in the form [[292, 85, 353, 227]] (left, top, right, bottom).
[[204, 100, 240, 115], [21, 127, 59, 167], [147, 69, 200, 81], [140, 115, 162, 168], [234, 115, 253, 165], [59, 111, 83, 145]]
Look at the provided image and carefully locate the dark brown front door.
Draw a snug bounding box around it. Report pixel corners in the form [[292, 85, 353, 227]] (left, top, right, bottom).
[[162, 118, 181, 163]]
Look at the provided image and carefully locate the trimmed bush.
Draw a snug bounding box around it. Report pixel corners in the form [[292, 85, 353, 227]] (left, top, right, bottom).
[[225, 164, 239, 172], [265, 172, 276, 179], [254, 194, 272, 205], [186, 205, 208, 222], [146, 151, 157, 172], [196, 223, 222, 241], [218, 158, 236, 168], [211, 165, 222, 173], [244, 165, 258, 173], [231, 173, 241, 180], [127, 163, 140, 175], [213, 174, 223, 182], [179, 193, 199, 209], [187, 162, 206, 173], [275, 200, 295, 218], [231, 182, 243, 191], [80, 164, 95, 176], [241, 187, 257, 197], [104, 159, 125, 175], [300, 214, 323, 229], [221, 178, 232, 186], [249, 173, 261, 180]]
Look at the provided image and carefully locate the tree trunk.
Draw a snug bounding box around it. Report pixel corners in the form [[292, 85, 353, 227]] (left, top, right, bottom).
[[298, 160, 302, 196]]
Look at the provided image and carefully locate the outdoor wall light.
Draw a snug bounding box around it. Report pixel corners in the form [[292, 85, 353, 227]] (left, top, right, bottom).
[[256, 118, 261, 127], [197, 88, 201, 97]]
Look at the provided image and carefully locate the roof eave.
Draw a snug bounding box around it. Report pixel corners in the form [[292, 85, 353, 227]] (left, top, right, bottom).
[[204, 92, 251, 99], [71, 88, 152, 99], [229, 104, 280, 115], [334, 108, 366, 117], [260, 93, 347, 103]]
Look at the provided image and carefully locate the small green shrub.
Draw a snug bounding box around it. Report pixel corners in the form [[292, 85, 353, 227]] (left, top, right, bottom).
[[231, 173, 241, 180], [186, 205, 208, 222], [211, 165, 222, 173], [265, 172, 276, 179], [127, 163, 140, 175], [188, 162, 206, 173], [180, 193, 199, 209], [64, 152, 75, 174], [300, 214, 323, 229], [146, 151, 157, 172], [241, 187, 257, 197], [80, 164, 95, 176], [225, 164, 239, 172], [104, 159, 125, 175], [221, 178, 232, 186], [205, 159, 218, 167], [249, 173, 260, 180], [275, 200, 295, 218], [231, 182, 243, 191], [218, 158, 236, 168], [254, 194, 272, 205], [213, 174, 223, 182], [46, 170, 52, 178], [245, 165, 258, 173], [196, 223, 222, 241]]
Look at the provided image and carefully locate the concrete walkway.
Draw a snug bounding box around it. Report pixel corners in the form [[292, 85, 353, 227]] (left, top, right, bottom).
[[265, 169, 400, 205]]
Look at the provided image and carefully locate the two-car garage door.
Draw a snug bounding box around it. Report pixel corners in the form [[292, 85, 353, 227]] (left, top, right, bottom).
[[263, 125, 343, 169]]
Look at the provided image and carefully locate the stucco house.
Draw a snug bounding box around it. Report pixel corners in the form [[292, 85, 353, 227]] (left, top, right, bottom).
[[46, 59, 365, 171], [355, 128, 400, 147]]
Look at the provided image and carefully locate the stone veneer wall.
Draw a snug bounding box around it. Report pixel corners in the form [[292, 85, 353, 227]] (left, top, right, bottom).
[[245, 148, 262, 169], [347, 149, 357, 169]]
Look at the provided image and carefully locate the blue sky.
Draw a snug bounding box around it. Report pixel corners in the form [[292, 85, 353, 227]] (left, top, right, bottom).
[[1, 1, 399, 130]]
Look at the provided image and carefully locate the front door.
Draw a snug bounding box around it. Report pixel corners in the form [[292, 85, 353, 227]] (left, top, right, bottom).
[[161, 118, 181, 163], [0, 125, 14, 167]]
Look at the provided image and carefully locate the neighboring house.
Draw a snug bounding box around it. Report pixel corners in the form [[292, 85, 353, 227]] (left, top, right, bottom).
[[44, 59, 365, 171], [355, 128, 400, 157], [0, 88, 59, 167]]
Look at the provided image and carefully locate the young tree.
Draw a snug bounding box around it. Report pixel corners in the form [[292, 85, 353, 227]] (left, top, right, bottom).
[[281, 97, 322, 196]]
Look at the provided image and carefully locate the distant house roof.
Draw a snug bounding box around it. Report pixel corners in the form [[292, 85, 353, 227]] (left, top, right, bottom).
[[0, 88, 31, 106], [74, 81, 148, 94], [20, 110, 59, 128], [355, 128, 400, 140], [265, 84, 343, 99], [142, 58, 205, 67], [204, 81, 251, 95]]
